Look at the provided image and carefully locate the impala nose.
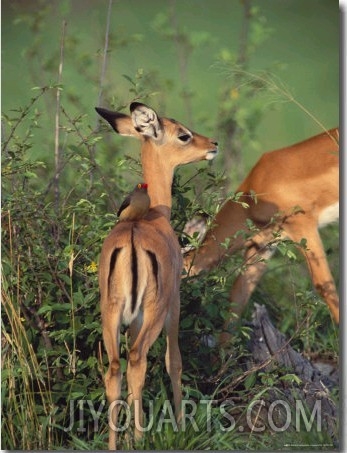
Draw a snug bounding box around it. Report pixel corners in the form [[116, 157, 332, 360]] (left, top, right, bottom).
[[206, 147, 218, 160], [211, 140, 219, 153]]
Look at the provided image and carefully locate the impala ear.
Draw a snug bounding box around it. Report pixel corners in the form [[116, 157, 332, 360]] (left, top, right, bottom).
[[95, 107, 139, 137], [130, 102, 164, 141]]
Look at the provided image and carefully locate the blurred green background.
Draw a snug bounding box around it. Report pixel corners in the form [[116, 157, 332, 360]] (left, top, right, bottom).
[[2, 0, 339, 186]]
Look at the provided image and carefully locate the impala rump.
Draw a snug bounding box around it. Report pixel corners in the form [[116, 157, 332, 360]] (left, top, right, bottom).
[[105, 223, 161, 325]]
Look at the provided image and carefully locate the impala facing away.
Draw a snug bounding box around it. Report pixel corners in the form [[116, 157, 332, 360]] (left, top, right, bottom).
[[184, 128, 339, 345], [96, 102, 218, 449]]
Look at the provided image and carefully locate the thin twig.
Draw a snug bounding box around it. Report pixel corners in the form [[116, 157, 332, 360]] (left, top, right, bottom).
[[20, 303, 64, 380], [54, 20, 67, 213], [60, 105, 118, 208], [96, 0, 113, 113], [90, 0, 113, 185], [237, 0, 251, 68], [169, 0, 193, 126], [231, 68, 338, 141], [2, 89, 47, 155]]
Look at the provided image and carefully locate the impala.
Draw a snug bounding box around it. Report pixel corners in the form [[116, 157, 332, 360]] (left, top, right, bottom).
[[96, 102, 218, 449], [184, 127, 339, 345]]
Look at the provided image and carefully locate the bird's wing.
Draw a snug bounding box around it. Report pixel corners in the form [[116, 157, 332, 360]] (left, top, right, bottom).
[[117, 194, 131, 217]]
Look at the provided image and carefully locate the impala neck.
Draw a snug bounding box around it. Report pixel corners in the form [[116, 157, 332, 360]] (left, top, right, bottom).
[[141, 147, 174, 220]]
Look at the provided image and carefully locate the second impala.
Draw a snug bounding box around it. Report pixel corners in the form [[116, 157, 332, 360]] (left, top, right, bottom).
[[184, 127, 339, 345]]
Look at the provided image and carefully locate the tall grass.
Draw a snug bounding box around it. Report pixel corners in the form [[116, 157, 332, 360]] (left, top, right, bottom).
[[2, 273, 54, 449]]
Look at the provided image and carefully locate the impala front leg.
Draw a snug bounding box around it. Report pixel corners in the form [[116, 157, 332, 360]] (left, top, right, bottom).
[[220, 231, 275, 347]]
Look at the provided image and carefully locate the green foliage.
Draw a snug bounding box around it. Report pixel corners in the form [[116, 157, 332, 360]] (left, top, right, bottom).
[[1, 92, 112, 449]]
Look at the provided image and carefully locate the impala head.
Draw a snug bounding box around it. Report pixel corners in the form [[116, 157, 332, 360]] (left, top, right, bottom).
[[95, 102, 218, 167]]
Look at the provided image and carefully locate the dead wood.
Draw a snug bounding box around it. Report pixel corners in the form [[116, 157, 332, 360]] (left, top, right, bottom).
[[248, 304, 338, 440]]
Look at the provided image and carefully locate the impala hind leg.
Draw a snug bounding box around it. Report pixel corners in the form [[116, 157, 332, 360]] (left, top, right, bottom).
[[126, 309, 167, 442], [165, 300, 182, 424], [102, 308, 123, 450], [286, 222, 339, 323], [128, 312, 143, 347]]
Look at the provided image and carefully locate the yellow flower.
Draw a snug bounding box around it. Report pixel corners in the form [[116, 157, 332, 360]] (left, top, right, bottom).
[[86, 261, 98, 273]]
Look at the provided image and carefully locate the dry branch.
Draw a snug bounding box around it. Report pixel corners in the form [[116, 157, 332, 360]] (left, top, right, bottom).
[[248, 304, 338, 440]]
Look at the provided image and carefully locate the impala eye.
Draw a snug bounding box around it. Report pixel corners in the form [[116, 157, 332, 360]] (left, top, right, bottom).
[[178, 133, 192, 143]]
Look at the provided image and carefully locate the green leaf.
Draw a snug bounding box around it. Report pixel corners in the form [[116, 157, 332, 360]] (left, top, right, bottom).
[[244, 372, 257, 390]]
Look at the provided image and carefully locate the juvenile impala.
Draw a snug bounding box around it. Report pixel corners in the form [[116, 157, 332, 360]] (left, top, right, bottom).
[[184, 128, 339, 345], [96, 102, 218, 449]]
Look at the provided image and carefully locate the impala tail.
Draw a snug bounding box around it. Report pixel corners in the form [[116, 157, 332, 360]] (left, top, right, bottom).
[[100, 225, 159, 325]]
